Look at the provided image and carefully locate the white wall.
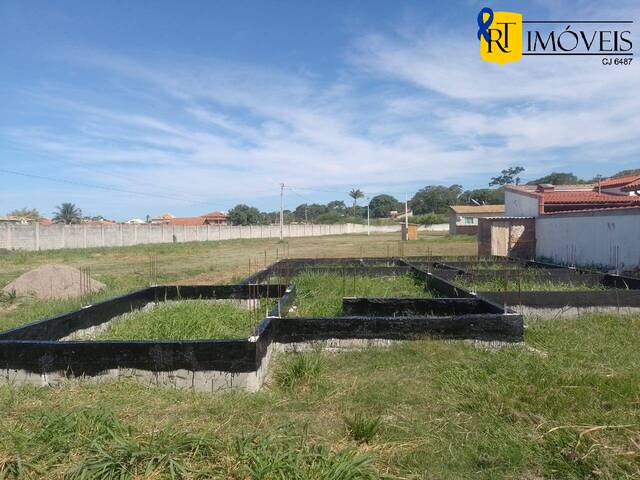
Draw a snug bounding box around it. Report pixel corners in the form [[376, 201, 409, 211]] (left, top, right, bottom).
[[505, 189, 540, 217], [0, 222, 450, 252], [536, 210, 640, 270]]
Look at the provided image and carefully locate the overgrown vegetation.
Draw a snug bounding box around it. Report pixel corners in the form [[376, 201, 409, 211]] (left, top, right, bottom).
[[0, 408, 376, 479], [0, 314, 638, 478], [452, 274, 609, 292], [0, 232, 475, 332], [274, 351, 325, 391], [344, 413, 383, 444], [291, 271, 436, 316], [96, 300, 272, 340], [2, 235, 638, 477]]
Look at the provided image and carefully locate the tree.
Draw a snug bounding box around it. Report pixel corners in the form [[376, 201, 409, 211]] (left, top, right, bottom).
[[410, 185, 462, 215], [612, 169, 640, 178], [327, 200, 346, 212], [349, 189, 364, 215], [526, 172, 582, 185], [294, 203, 328, 223], [227, 204, 263, 225], [369, 194, 400, 218], [489, 166, 525, 186], [52, 203, 82, 224], [458, 188, 504, 205], [9, 208, 41, 221]]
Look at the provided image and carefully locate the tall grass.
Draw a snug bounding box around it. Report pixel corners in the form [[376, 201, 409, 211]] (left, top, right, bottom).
[[453, 274, 609, 292], [292, 271, 436, 317], [344, 413, 383, 444], [97, 300, 273, 340], [275, 352, 325, 391], [235, 429, 377, 480], [0, 406, 377, 479]]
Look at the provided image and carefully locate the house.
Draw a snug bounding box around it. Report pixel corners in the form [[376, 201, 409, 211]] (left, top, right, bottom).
[[505, 182, 640, 217], [448, 205, 505, 235], [199, 211, 228, 225], [167, 217, 207, 226], [0, 216, 31, 225], [160, 211, 228, 227], [126, 218, 146, 224], [481, 175, 640, 272], [150, 213, 175, 224]]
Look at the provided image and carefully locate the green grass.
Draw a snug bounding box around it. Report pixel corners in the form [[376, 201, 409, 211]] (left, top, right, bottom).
[[291, 271, 437, 317], [0, 232, 476, 332], [1, 235, 638, 477], [95, 300, 273, 340], [452, 274, 610, 292], [344, 413, 383, 444], [274, 351, 325, 392], [0, 313, 638, 478]]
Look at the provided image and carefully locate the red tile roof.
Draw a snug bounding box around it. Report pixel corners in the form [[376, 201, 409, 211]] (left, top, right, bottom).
[[167, 217, 207, 226], [541, 191, 640, 205], [543, 205, 640, 215], [621, 179, 640, 192], [599, 174, 640, 188], [200, 211, 227, 219]]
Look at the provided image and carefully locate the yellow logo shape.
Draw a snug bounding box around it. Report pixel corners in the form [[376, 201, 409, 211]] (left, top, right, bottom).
[[479, 10, 522, 64]]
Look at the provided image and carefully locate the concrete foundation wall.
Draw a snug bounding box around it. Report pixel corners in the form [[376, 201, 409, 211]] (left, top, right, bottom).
[[536, 209, 640, 270]]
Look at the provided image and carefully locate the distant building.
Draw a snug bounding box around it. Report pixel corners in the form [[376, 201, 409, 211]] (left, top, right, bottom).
[[153, 210, 228, 227], [448, 205, 505, 235], [167, 217, 207, 226], [126, 218, 146, 225], [481, 174, 640, 272], [200, 211, 228, 225], [150, 213, 176, 224], [0, 216, 31, 225], [505, 180, 640, 217]]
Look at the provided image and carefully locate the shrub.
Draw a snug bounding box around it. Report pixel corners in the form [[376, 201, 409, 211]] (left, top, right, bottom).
[[409, 213, 447, 225], [275, 352, 324, 391], [344, 413, 383, 444]]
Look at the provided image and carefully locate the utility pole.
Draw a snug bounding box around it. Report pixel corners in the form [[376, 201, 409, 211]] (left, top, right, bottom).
[[405, 194, 409, 230], [280, 183, 284, 241], [366, 197, 370, 236]]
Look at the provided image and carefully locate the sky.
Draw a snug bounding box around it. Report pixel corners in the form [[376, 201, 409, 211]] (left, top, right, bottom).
[[1, 0, 638, 220]]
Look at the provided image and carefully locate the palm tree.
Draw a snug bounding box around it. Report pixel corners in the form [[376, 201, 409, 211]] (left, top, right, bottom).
[[53, 203, 82, 224], [349, 189, 364, 216]]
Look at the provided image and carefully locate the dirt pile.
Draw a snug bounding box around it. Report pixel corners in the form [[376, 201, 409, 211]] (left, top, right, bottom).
[[2, 264, 105, 300]]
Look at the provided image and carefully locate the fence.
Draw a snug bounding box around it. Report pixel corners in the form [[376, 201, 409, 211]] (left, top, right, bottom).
[[0, 223, 448, 252]]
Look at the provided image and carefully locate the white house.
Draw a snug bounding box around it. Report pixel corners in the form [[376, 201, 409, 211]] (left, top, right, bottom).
[[498, 174, 640, 272]]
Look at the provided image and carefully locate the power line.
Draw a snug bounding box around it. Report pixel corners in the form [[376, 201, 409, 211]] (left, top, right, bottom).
[[0, 167, 276, 206], [0, 168, 218, 205]]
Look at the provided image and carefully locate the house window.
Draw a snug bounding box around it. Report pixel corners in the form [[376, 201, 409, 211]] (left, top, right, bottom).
[[464, 217, 475, 225]]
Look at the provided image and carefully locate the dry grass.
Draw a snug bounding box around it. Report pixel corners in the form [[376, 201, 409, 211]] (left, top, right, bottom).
[[0, 233, 475, 331]]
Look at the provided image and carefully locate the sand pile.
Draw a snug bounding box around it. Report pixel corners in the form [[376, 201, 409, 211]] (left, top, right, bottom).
[[2, 264, 105, 300]]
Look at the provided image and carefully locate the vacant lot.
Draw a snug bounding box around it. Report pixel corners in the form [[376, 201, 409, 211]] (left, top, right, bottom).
[[292, 271, 438, 317], [0, 233, 638, 479], [0, 232, 474, 331]]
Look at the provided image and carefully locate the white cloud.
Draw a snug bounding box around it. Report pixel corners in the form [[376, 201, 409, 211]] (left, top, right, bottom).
[[3, 5, 639, 218]]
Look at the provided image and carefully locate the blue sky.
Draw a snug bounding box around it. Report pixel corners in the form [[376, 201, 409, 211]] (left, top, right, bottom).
[[1, 0, 638, 220]]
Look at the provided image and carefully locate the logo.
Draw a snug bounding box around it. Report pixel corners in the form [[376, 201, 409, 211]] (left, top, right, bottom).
[[477, 8, 522, 64], [477, 7, 633, 65]]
